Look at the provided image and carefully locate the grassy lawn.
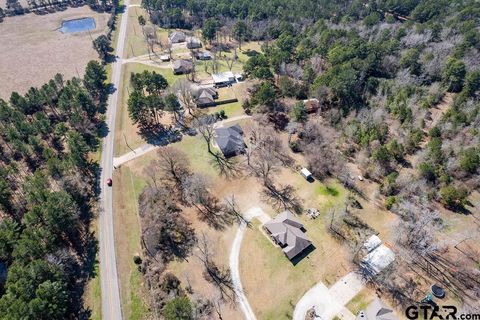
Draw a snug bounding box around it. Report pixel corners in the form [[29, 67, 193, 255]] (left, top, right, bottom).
[[112, 165, 149, 319], [239, 167, 352, 320], [124, 6, 168, 58], [346, 289, 374, 315], [205, 101, 244, 118], [114, 62, 181, 156]]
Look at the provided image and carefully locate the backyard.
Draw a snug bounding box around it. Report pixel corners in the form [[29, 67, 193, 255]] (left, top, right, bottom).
[[239, 167, 356, 320]]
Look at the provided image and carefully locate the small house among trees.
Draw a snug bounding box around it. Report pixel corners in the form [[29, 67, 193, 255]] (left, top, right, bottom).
[[186, 37, 202, 49], [195, 90, 215, 107], [212, 71, 243, 87], [193, 51, 212, 60], [172, 59, 194, 74], [169, 31, 186, 43]]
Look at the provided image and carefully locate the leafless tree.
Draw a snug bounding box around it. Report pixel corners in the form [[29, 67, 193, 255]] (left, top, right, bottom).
[[244, 120, 293, 181], [262, 180, 302, 214], [145, 146, 191, 191], [174, 79, 196, 116], [182, 174, 233, 229], [393, 199, 441, 256], [139, 185, 197, 261], [195, 233, 237, 303], [223, 194, 249, 225], [193, 115, 216, 154]]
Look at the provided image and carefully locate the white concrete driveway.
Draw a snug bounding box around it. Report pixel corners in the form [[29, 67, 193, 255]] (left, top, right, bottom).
[[229, 207, 270, 320], [293, 272, 364, 320]]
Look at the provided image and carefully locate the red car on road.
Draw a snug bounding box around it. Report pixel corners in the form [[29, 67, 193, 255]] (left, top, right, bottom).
[[106, 178, 113, 186]]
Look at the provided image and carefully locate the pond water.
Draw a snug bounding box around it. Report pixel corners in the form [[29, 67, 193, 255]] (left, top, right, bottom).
[[59, 17, 96, 33]]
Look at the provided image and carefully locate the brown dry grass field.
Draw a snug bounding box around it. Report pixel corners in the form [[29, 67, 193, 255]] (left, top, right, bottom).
[[0, 6, 109, 98]]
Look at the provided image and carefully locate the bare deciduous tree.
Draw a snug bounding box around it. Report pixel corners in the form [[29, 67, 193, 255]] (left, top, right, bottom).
[[223, 194, 249, 225], [195, 233, 236, 303], [182, 174, 233, 229], [262, 181, 302, 213], [145, 146, 191, 191]]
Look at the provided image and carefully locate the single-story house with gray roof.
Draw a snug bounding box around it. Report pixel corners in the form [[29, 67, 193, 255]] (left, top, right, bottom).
[[264, 210, 312, 260], [169, 31, 186, 43], [214, 124, 246, 158], [172, 59, 194, 75], [196, 90, 215, 107]]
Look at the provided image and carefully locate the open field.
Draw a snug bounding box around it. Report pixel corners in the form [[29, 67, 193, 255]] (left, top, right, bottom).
[[123, 6, 169, 59], [112, 164, 150, 319], [0, 6, 109, 98]]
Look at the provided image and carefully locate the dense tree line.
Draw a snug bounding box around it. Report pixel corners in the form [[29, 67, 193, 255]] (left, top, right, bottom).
[[127, 70, 184, 140], [1, 0, 118, 18], [0, 61, 108, 318]]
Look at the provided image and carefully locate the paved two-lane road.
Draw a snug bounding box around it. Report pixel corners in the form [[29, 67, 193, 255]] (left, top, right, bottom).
[[99, 1, 131, 319]]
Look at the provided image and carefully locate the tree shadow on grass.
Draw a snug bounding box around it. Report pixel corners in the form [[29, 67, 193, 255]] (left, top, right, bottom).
[[138, 126, 183, 146]]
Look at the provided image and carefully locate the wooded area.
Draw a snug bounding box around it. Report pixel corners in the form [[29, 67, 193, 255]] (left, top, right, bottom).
[[132, 0, 480, 317], [0, 61, 108, 318]]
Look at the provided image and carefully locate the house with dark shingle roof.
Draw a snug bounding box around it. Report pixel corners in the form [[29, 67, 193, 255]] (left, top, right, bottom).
[[264, 210, 312, 260], [172, 59, 194, 75], [214, 124, 246, 158], [196, 90, 215, 107], [194, 87, 218, 107], [169, 31, 186, 43]]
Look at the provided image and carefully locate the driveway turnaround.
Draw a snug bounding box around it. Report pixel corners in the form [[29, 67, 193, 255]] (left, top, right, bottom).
[[229, 207, 270, 320], [293, 272, 364, 320]]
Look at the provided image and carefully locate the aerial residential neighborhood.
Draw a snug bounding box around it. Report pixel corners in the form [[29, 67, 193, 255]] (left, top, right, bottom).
[[0, 0, 479, 320]]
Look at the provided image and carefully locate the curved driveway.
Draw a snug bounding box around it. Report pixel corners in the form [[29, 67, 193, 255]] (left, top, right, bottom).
[[229, 207, 270, 320]]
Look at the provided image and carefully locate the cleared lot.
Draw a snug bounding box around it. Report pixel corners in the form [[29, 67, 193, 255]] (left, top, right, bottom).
[[0, 6, 109, 98]]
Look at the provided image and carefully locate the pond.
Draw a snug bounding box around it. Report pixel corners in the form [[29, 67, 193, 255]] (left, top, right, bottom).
[[59, 17, 96, 33]]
